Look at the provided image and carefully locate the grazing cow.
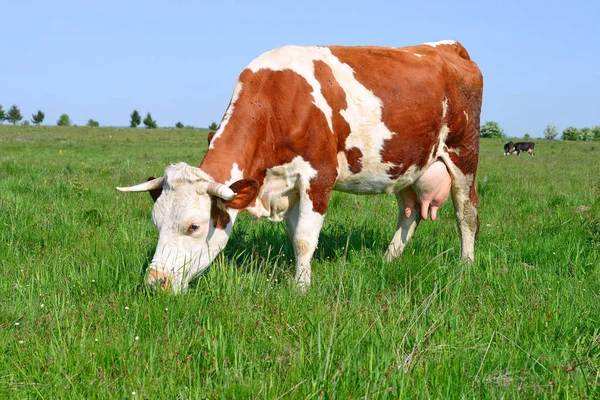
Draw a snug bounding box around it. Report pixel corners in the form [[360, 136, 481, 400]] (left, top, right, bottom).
[[118, 40, 484, 293], [504, 141, 514, 156], [513, 142, 535, 156]]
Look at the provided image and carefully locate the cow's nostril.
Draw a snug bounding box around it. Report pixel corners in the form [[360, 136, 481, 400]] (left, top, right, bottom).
[[147, 271, 169, 290], [157, 277, 168, 288]]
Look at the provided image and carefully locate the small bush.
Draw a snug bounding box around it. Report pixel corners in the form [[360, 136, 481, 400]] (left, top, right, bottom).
[[57, 114, 71, 126]]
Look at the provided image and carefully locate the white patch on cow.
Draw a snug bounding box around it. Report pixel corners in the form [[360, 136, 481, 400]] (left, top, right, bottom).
[[433, 98, 451, 159], [414, 53, 424, 57], [434, 124, 450, 159], [225, 163, 244, 186], [419, 98, 450, 172], [246, 156, 317, 222], [463, 110, 469, 123], [290, 196, 324, 289], [247, 46, 333, 133], [209, 81, 243, 150], [424, 40, 457, 47], [442, 97, 449, 119]]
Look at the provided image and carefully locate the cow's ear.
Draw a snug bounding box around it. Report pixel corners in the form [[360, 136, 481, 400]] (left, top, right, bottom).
[[223, 179, 259, 209], [147, 177, 163, 203], [207, 131, 216, 145]]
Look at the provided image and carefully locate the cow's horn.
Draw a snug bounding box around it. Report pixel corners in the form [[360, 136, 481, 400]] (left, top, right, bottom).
[[117, 176, 165, 192], [207, 182, 236, 200]]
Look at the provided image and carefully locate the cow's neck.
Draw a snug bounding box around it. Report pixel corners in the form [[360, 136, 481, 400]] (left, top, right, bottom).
[[199, 128, 265, 186]]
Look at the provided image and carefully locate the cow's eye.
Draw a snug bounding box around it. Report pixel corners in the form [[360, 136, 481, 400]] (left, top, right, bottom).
[[187, 223, 200, 234]]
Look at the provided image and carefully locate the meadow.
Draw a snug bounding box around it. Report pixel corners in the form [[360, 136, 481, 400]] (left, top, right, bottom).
[[1, 125, 599, 399]]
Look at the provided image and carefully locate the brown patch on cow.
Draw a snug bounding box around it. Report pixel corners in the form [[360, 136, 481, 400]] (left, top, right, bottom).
[[210, 198, 231, 229], [387, 165, 403, 180], [200, 68, 338, 216], [346, 147, 363, 173], [313, 60, 351, 151]]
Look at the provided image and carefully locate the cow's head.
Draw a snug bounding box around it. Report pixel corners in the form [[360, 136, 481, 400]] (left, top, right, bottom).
[[118, 163, 258, 293]]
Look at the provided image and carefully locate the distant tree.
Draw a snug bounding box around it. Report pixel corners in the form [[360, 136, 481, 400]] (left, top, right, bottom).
[[479, 121, 506, 138], [562, 126, 579, 141], [0, 105, 5, 124], [21, 120, 30, 126], [208, 121, 218, 130], [7, 104, 23, 125], [130, 110, 141, 128], [592, 126, 600, 141], [579, 127, 593, 141], [87, 119, 100, 127], [175, 121, 184, 128], [143, 112, 157, 129], [523, 133, 531, 140], [57, 113, 71, 126], [31, 110, 45, 125], [543, 123, 558, 140]]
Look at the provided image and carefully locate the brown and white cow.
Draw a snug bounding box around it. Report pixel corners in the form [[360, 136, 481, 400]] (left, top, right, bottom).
[[504, 141, 515, 156], [118, 40, 484, 293]]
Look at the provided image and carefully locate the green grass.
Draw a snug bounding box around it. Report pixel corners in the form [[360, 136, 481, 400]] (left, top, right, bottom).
[[1, 126, 599, 398]]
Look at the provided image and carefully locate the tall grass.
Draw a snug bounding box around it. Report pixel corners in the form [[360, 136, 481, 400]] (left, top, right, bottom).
[[1, 126, 599, 398]]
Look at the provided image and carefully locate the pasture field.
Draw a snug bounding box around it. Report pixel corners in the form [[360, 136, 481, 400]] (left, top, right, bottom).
[[1, 125, 599, 399]]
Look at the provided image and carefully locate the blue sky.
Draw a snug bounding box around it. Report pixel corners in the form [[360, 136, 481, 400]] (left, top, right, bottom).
[[1, 0, 598, 137]]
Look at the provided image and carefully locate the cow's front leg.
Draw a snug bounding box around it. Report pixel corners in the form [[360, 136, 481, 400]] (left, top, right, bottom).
[[284, 190, 327, 291], [386, 191, 421, 261]]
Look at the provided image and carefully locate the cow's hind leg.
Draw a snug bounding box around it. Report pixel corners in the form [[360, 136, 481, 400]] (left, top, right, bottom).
[[453, 177, 479, 262], [386, 191, 421, 261], [440, 155, 479, 262]]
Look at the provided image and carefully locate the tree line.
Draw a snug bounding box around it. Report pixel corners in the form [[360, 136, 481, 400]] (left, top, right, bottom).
[[480, 121, 600, 141], [0, 103, 596, 139], [0, 104, 219, 130]]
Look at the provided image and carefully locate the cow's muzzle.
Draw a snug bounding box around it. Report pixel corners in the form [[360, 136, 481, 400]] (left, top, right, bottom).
[[146, 269, 171, 290]]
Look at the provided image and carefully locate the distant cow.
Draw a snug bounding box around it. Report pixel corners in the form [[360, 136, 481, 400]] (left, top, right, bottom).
[[504, 141, 514, 156], [207, 131, 216, 145], [513, 142, 535, 156], [118, 40, 484, 293]]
